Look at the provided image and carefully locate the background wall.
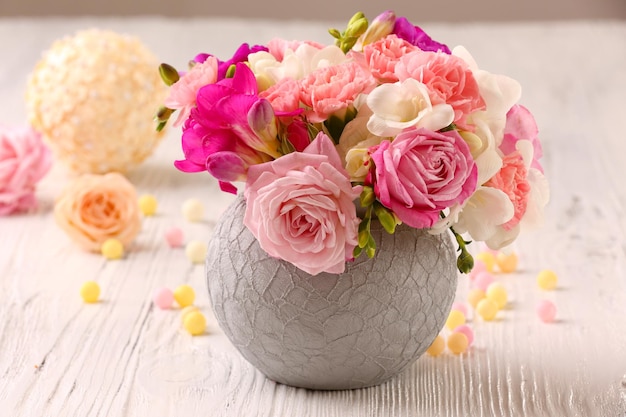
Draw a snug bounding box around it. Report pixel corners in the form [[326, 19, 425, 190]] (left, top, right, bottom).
[[1, 0, 625, 21]]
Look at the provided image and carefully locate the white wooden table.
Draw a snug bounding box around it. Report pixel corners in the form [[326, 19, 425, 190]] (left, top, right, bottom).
[[1, 17, 625, 417]]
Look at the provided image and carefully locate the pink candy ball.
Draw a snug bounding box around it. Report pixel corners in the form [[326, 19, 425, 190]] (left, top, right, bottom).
[[153, 287, 174, 310], [536, 300, 557, 323], [164, 227, 184, 248], [469, 260, 487, 281], [453, 324, 474, 346], [473, 271, 495, 292], [451, 302, 469, 317]]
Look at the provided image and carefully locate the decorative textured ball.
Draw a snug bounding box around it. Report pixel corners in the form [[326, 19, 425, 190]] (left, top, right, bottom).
[[206, 196, 458, 390], [25, 29, 168, 174]]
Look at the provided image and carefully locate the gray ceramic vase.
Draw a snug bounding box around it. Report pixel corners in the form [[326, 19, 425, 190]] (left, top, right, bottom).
[[206, 196, 458, 390]]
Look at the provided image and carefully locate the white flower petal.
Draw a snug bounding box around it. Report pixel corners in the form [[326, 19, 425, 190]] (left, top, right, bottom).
[[455, 187, 514, 241]]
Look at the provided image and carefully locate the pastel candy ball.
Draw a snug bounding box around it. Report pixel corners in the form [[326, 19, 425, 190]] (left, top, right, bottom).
[[185, 240, 207, 264], [174, 284, 195, 308], [537, 269, 558, 290], [138, 194, 158, 216], [453, 324, 474, 346], [496, 251, 518, 273], [182, 198, 204, 222], [467, 288, 486, 309], [183, 311, 207, 335], [476, 298, 499, 321], [475, 251, 496, 273], [469, 260, 487, 281], [101, 238, 124, 260], [486, 283, 508, 309], [451, 301, 469, 317], [153, 287, 174, 310], [447, 332, 469, 355], [164, 227, 184, 248], [537, 300, 557, 323], [426, 334, 445, 357], [445, 309, 466, 330], [80, 281, 100, 303], [180, 305, 200, 323], [473, 271, 495, 292]]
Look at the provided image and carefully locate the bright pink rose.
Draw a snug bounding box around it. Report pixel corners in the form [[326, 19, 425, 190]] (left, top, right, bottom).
[[164, 56, 219, 126], [363, 34, 419, 83], [501, 104, 543, 173], [395, 51, 485, 130], [244, 132, 361, 276], [370, 127, 477, 228], [485, 151, 530, 230], [299, 61, 376, 122], [0, 126, 52, 215], [259, 77, 301, 113]]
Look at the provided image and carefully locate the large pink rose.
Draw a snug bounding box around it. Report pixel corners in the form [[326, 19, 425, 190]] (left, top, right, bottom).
[[370, 127, 477, 228], [395, 51, 485, 130], [299, 61, 376, 122], [244, 132, 361, 275], [0, 125, 52, 215]]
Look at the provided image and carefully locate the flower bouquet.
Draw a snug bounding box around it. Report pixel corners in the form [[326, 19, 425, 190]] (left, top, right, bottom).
[[157, 11, 549, 389]]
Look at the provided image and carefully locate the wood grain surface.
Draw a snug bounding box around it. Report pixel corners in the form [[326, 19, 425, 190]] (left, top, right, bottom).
[[0, 17, 625, 417]]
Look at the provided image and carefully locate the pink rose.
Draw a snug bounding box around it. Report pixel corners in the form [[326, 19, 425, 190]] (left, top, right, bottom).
[[164, 56, 219, 126], [0, 125, 52, 215], [370, 127, 477, 228], [244, 132, 361, 275], [299, 61, 376, 122], [363, 34, 419, 83], [395, 51, 485, 130]]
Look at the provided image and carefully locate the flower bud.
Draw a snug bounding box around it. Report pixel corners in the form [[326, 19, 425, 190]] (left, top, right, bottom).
[[373, 202, 397, 234], [359, 186, 375, 207], [348, 11, 366, 26], [159, 63, 180, 86], [354, 10, 396, 50], [248, 99, 275, 136], [457, 250, 474, 274], [345, 17, 368, 39]]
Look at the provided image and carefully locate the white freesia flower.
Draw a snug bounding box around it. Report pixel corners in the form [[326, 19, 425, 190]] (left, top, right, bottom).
[[453, 187, 515, 242], [460, 118, 503, 185], [453, 46, 521, 145], [366, 78, 455, 137]]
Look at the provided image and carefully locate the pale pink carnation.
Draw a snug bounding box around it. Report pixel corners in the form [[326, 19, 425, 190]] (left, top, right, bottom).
[[259, 77, 301, 113], [299, 61, 376, 123], [244, 133, 361, 276], [267, 38, 324, 61], [485, 151, 530, 230], [164, 56, 219, 126], [370, 127, 477, 228], [501, 104, 543, 173], [363, 34, 419, 83], [0, 126, 52, 215], [395, 51, 485, 130]]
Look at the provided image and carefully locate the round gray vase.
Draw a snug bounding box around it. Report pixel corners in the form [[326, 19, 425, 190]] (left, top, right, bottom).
[[206, 196, 458, 390]]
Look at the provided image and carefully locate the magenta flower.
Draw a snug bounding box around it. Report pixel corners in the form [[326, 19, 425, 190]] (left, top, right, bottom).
[[393, 17, 451, 54], [369, 127, 477, 228], [194, 43, 269, 81], [174, 63, 281, 193]]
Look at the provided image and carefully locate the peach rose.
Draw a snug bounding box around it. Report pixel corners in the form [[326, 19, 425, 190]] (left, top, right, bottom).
[[0, 125, 52, 215], [54, 173, 141, 251]]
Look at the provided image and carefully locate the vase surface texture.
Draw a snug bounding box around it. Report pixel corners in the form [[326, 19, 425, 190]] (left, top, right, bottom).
[[206, 196, 457, 390]]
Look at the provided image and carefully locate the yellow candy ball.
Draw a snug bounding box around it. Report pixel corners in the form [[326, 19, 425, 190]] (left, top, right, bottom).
[[185, 240, 207, 264], [182, 198, 204, 222], [537, 269, 558, 290], [180, 305, 200, 323], [426, 334, 445, 357], [447, 332, 469, 355], [467, 288, 486, 309], [174, 284, 196, 308], [476, 298, 499, 321], [496, 251, 518, 273], [475, 251, 496, 273], [445, 309, 466, 330], [486, 283, 508, 310], [80, 281, 100, 303], [138, 194, 158, 216], [183, 311, 206, 336], [101, 238, 124, 260]]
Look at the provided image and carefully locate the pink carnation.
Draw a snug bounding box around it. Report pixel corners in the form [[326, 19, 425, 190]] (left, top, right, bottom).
[[0, 125, 52, 215], [244, 133, 361, 275], [299, 61, 376, 123], [370, 127, 477, 228], [501, 104, 544, 173], [164, 56, 219, 126], [363, 34, 419, 83], [485, 151, 530, 230], [395, 51, 485, 130], [267, 38, 324, 61], [259, 77, 301, 114]]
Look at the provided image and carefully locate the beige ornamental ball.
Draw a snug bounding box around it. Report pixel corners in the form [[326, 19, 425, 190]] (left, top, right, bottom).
[[26, 29, 168, 174]]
